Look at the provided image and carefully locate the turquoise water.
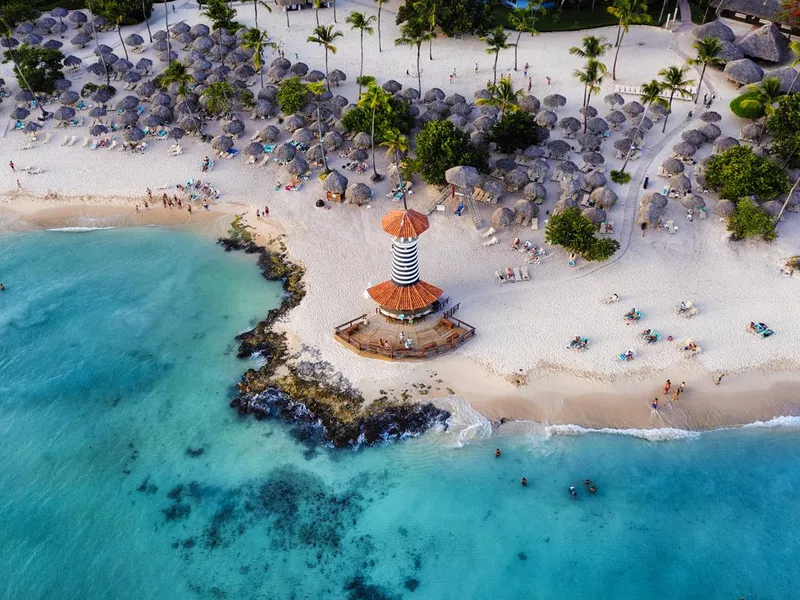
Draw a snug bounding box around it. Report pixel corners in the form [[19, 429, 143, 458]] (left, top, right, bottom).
[[1, 229, 799, 600]]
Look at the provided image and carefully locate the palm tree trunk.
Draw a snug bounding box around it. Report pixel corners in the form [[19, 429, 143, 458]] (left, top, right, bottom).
[[493, 50, 499, 85], [662, 91, 675, 133], [358, 31, 364, 96], [694, 63, 707, 103], [371, 106, 378, 178], [318, 100, 329, 172], [612, 31, 623, 80], [614, 23, 622, 47], [286, 5, 290, 27], [582, 84, 587, 109], [259, 62, 264, 88], [620, 104, 650, 174], [775, 173, 800, 225], [324, 48, 330, 91], [416, 43, 422, 97], [658, 0, 668, 24], [5, 44, 49, 119], [315, 5, 319, 26], [429, 35, 433, 60], [592, 0, 596, 11], [515, 31, 522, 71], [757, 117, 766, 146], [164, 0, 172, 64], [142, 0, 153, 42], [377, 5, 382, 52], [117, 26, 129, 61], [333, 0, 337, 23]]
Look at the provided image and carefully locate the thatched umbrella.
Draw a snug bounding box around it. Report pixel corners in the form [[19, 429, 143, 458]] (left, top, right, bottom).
[[527, 158, 551, 182], [399, 87, 420, 101], [382, 79, 402, 93], [714, 199, 735, 217], [638, 200, 666, 225], [445, 166, 481, 189], [306, 144, 324, 163], [560, 178, 581, 200], [699, 123, 721, 142], [606, 111, 626, 127], [604, 93, 624, 107], [669, 174, 692, 195], [450, 102, 472, 118], [54, 106, 76, 121], [491, 206, 515, 228], [505, 168, 530, 191], [274, 142, 297, 161], [738, 23, 789, 63], [222, 119, 245, 137], [590, 187, 618, 209], [424, 88, 445, 103], [63, 54, 81, 68], [681, 194, 706, 210], [518, 95, 540, 113], [582, 151, 604, 166], [523, 182, 547, 203], [193, 36, 214, 52], [535, 110, 557, 129], [661, 157, 684, 175], [642, 192, 668, 209], [622, 127, 645, 145], [740, 123, 762, 141], [580, 105, 598, 120], [520, 145, 546, 160], [614, 138, 633, 154], [304, 70, 325, 83], [639, 116, 654, 131], [211, 135, 234, 152], [556, 161, 579, 178], [584, 170, 607, 191], [285, 155, 309, 176], [700, 111, 721, 124], [292, 127, 315, 145], [558, 116, 581, 134], [323, 130, 344, 150], [494, 158, 518, 173], [88, 106, 107, 119], [715, 40, 744, 64], [124, 127, 145, 143], [346, 183, 372, 204], [672, 142, 697, 159], [348, 148, 369, 162], [769, 67, 800, 93], [582, 206, 607, 224], [481, 177, 505, 197], [474, 88, 490, 100], [71, 33, 91, 47], [353, 131, 371, 149], [724, 59, 764, 85], [15, 90, 34, 103], [622, 101, 644, 117], [543, 94, 566, 109], [547, 139, 571, 160], [713, 136, 739, 154], [58, 90, 79, 105], [190, 23, 210, 37], [473, 115, 496, 132], [283, 114, 305, 132], [586, 117, 609, 135], [324, 170, 348, 195], [479, 105, 500, 117], [328, 69, 346, 86], [168, 127, 186, 141], [180, 116, 203, 133], [682, 129, 706, 147], [446, 93, 466, 106], [577, 133, 602, 152], [244, 141, 264, 158], [693, 20, 735, 42], [428, 99, 450, 115], [11, 107, 30, 121], [267, 65, 287, 81], [257, 85, 278, 101], [251, 99, 274, 119], [761, 200, 782, 216], [553, 197, 579, 215], [514, 199, 539, 225], [43, 39, 63, 51], [448, 114, 468, 129]]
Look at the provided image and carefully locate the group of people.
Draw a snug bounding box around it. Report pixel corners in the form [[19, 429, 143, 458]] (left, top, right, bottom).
[[497, 450, 598, 498]]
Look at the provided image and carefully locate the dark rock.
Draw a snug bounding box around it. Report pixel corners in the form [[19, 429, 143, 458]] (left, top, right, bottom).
[[404, 578, 420, 591], [185, 446, 205, 457]]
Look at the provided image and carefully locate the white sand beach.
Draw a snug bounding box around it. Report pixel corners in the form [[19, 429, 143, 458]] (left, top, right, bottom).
[[2, 2, 799, 430]]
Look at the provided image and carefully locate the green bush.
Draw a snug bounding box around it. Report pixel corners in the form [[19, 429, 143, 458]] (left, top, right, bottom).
[[2, 45, 64, 94], [93, 0, 153, 26], [489, 111, 539, 154], [396, 0, 494, 36], [767, 93, 800, 169], [728, 197, 776, 241], [730, 91, 765, 120], [706, 146, 788, 201], [342, 96, 414, 143], [545, 207, 620, 261], [411, 120, 489, 185], [610, 169, 632, 184], [276, 77, 309, 116], [0, 1, 40, 29]]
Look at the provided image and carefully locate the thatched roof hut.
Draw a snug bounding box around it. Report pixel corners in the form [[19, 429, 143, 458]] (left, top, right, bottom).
[[669, 174, 692, 195], [547, 139, 571, 160], [761, 200, 781, 216], [590, 187, 618, 209], [662, 157, 685, 175], [346, 183, 372, 205], [638, 193, 668, 224], [491, 207, 515, 228], [523, 182, 547, 203], [505, 168, 530, 192], [738, 23, 788, 63], [382, 79, 402, 93], [713, 136, 739, 154], [693, 20, 735, 42], [513, 199, 539, 225], [582, 206, 607, 224], [323, 170, 348, 200], [519, 95, 540, 113], [714, 199, 736, 217], [681, 194, 706, 210], [769, 67, 800, 93], [724, 58, 764, 85], [716, 40, 744, 63], [445, 166, 481, 189]]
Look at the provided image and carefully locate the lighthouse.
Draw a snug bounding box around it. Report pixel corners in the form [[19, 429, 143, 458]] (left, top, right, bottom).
[[367, 209, 443, 320]]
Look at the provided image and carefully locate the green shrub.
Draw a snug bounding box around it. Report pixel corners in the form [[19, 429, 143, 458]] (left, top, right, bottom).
[[396, 0, 493, 35], [545, 207, 620, 261], [341, 96, 414, 143], [728, 197, 776, 241], [2, 45, 64, 94], [706, 146, 788, 201], [276, 77, 309, 116], [610, 169, 632, 184], [767, 93, 800, 169], [411, 120, 489, 185], [93, 0, 153, 26], [489, 111, 539, 154], [730, 91, 765, 120]]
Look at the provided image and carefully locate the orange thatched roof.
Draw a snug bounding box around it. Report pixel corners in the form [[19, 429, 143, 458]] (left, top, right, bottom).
[[367, 280, 442, 311], [381, 210, 429, 238]]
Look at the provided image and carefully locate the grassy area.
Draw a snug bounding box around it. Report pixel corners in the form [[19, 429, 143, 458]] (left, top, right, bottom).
[[492, 1, 678, 32], [33, 0, 89, 11]]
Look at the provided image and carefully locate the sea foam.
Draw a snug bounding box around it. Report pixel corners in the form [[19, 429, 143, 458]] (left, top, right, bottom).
[[46, 227, 117, 232], [441, 396, 493, 447], [544, 423, 701, 441]]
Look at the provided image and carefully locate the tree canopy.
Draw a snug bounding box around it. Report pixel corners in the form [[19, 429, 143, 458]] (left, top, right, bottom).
[[342, 95, 414, 143], [411, 120, 489, 185], [2, 44, 64, 94], [0, 0, 39, 30], [545, 208, 620, 261], [728, 197, 777, 241], [489, 111, 539, 154], [276, 76, 309, 115], [93, 0, 154, 26], [396, 0, 493, 36], [767, 93, 800, 169], [705, 146, 788, 201], [730, 91, 765, 120]]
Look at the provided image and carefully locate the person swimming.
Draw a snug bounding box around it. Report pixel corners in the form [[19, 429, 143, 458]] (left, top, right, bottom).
[[569, 485, 578, 499], [521, 477, 528, 486], [584, 479, 597, 494], [0, 283, 5, 291], [495, 449, 501, 458]]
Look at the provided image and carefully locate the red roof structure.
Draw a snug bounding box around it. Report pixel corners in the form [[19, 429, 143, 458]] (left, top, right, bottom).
[[367, 280, 443, 312], [381, 209, 430, 238]]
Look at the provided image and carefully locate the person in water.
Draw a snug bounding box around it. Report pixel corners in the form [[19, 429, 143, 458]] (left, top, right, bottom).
[[584, 479, 597, 493], [521, 477, 527, 486], [0, 283, 5, 291], [495, 449, 501, 458], [569, 485, 577, 499]]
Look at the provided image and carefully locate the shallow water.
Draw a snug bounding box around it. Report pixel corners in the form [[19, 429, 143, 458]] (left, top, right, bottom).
[[1, 229, 798, 600]]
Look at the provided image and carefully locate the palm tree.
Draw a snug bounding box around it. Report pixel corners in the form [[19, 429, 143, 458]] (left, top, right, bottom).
[[687, 37, 723, 103], [568, 35, 610, 62], [617, 80, 665, 176], [160, 61, 193, 96], [306, 81, 331, 173], [202, 0, 236, 30], [413, 0, 437, 60], [278, 0, 291, 27], [162, 0, 172, 64], [788, 41, 800, 93], [573, 60, 605, 123], [358, 84, 392, 181], [346, 11, 376, 96], [741, 77, 782, 145], [374, 0, 385, 52], [508, 8, 539, 71], [607, 0, 651, 80], [475, 78, 522, 117], [0, 23, 50, 119], [243, 27, 276, 89], [141, 0, 153, 43], [88, 1, 112, 87], [313, 0, 322, 26], [380, 128, 411, 209], [251, 0, 272, 30], [395, 19, 431, 97], [481, 26, 514, 85], [333, 0, 338, 23], [307, 24, 343, 92], [114, 15, 129, 62], [201, 81, 238, 117], [658, 65, 694, 132]]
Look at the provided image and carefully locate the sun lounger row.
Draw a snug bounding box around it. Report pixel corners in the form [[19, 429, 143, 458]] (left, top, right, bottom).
[[495, 266, 530, 283]]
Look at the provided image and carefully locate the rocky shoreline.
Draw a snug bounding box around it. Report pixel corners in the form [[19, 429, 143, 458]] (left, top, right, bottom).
[[218, 235, 450, 448]]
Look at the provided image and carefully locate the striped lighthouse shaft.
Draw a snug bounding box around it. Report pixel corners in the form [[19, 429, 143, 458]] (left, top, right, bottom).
[[390, 237, 420, 286]]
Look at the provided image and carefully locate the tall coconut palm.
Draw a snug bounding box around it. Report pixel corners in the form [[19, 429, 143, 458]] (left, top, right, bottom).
[[741, 77, 782, 145], [568, 35, 610, 63], [358, 84, 392, 181], [618, 79, 665, 176], [141, 0, 153, 42], [163, 0, 172, 64], [346, 11, 376, 96], [306, 81, 331, 173], [243, 27, 276, 89], [481, 26, 514, 85], [658, 65, 694, 132], [607, 0, 651, 80], [375, 0, 385, 52], [307, 24, 343, 92], [380, 128, 411, 209], [313, 0, 323, 26], [201, 81, 238, 117], [201, 0, 236, 31], [395, 19, 431, 98], [278, 0, 291, 27], [413, 0, 437, 60], [788, 41, 800, 92], [476, 77, 522, 117], [573, 59, 606, 109], [251, 0, 272, 30], [114, 15, 130, 61], [509, 8, 540, 71], [687, 36, 723, 103], [160, 60, 193, 96]]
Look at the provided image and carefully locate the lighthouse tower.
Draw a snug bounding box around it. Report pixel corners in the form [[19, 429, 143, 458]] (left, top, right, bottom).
[[367, 209, 443, 320]]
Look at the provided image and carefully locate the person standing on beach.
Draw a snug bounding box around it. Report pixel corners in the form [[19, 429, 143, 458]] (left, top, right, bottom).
[[187, 204, 192, 214], [264, 205, 269, 217], [146, 187, 152, 202], [9, 161, 15, 172], [651, 398, 659, 411], [16, 179, 22, 189], [664, 379, 671, 394], [679, 382, 686, 393], [546, 76, 551, 85], [672, 389, 680, 402], [524, 62, 529, 77], [641, 222, 647, 237], [715, 374, 725, 385], [528, 77, 532, 93], [475, 62, 478, 72]]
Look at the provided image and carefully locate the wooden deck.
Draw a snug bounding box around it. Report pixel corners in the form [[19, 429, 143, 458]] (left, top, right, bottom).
[[334, 312, 475, 361]]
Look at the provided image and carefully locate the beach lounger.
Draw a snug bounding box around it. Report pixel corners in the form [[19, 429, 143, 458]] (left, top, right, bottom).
[[43, 133, 51, 144], [108, 140, 117, 151], [68, 136, 77, 146], [480, 227, 496, 239], [259, 155, 270, 166], [481, 236, 498, 247], [521, 266, 530, 280], [515, 267, 524, 281], [666, 219, 675, 233], [531, 218, 539, 230], [82, 138, 90, 147], [61, 135, 70, 146]]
